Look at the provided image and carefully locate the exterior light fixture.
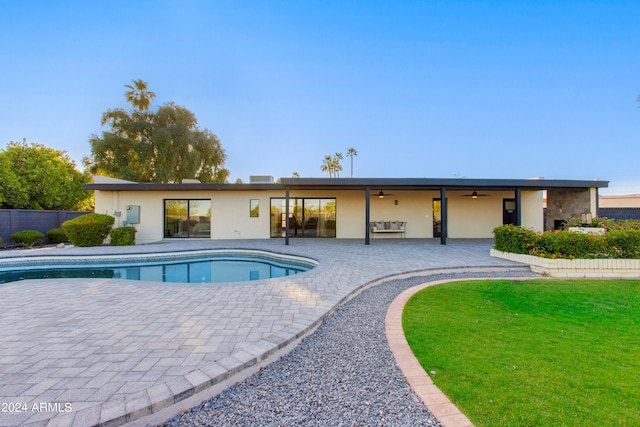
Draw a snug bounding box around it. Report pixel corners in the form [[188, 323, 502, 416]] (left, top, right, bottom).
[[378, 191, 384, 199], [471, 191, 478, 199]]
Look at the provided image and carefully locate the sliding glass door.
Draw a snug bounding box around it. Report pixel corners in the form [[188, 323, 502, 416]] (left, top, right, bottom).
[[164, 199, 211, 238], [270, 198, 336, 238]]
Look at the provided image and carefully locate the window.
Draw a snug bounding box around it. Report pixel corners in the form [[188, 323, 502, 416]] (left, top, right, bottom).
[[164, 199, 211, 238], [250, 199, 259, 217]]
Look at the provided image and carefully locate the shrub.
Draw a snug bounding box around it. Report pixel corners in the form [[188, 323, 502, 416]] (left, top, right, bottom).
[[605, 229, 640, 258], [495, 225, 640, 259], [110, 226, 136, 246], [11, 230, 44, 248], [47, 227, 68, 244], [62, 213, 114, 247], [531, 231, 606, 259], [493, 225, 537, 254]]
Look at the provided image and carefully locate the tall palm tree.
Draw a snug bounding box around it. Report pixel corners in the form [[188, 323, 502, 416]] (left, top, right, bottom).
[[346, 147, 357, 178], [321, 155, 333, 177], [333, 153, 343, 178], [125, 79, 156, 111]]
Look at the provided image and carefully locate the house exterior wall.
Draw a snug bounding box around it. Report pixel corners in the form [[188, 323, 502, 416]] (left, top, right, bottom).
[[521, 190, 545, 232], [93, 187, 547, 242], [367, 190, 436, 238], [211, 191, 275, 239]]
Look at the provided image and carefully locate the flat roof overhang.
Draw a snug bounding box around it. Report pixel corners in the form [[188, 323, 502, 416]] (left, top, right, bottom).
[[85, 177, 608, 192]]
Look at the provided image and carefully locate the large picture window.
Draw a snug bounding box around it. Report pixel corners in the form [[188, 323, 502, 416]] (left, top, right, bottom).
[[270, 198, 336, 238], [164, 199, 211, 238]]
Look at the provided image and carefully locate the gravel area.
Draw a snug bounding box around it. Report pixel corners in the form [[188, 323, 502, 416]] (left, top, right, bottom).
[[161, 270, 537, 427]]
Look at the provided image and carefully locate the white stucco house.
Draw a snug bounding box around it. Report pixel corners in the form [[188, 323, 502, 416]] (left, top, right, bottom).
[[86, 176, 607, 245]]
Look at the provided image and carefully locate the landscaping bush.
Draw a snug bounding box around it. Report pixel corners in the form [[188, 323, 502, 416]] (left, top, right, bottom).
[[109, 226, 136, 246], [494, 225, 640, 259], [46, 227, 68, 244], [62, 213, 114, 247], [11, 230, 44, 248], [531, 230, 606, 259], [605, 229, 640, 258], [493, 224, 537, 254]]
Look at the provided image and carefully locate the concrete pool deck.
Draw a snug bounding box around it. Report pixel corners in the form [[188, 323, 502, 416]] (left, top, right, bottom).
[[0, 239, 528, 427]]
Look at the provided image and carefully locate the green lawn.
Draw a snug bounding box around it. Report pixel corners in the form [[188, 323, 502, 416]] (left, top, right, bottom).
[[402, 279, 640, 427]]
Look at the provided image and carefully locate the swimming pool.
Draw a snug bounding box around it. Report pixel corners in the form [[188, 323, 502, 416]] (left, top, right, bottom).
[[0, 251, 317, 284]]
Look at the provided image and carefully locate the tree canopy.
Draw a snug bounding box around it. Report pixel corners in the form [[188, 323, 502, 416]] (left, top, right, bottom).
[[86, 80, 229, 183], [0, 141, 92, 210]]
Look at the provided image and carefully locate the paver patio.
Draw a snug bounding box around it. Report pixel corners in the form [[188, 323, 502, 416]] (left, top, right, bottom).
[[0, 239, 527, 427]]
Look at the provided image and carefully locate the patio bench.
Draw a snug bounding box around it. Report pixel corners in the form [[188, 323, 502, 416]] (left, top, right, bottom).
[[369, 221, 406, 238]]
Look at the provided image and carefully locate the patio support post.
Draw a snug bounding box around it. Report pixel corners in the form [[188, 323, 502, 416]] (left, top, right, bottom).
[[515, 187, 522, 226], [365, 187, 371, 245], [285, 187, 290, 245], [440, 187, 447, 245]]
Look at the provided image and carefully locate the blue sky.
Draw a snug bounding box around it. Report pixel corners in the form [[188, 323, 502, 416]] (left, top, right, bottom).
[[1, 0, 638, 194]]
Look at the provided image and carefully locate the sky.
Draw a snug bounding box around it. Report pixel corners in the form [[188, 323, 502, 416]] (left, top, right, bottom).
[[1, 0, 639, 194]]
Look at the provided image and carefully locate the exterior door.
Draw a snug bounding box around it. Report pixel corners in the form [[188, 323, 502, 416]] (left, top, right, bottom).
[[503, 199, 516, 225]]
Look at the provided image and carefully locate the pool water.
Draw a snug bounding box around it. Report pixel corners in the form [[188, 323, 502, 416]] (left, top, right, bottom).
[[0, 256, 312, 284]]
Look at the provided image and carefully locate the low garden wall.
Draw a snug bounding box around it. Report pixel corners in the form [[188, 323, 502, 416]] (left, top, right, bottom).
[[491, 249, 640, 278], [492, 222, 640, 278]]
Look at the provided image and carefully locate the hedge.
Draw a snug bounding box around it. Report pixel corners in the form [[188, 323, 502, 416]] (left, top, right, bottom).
[[493, 224, 537, 254], [110, 226, 136, 246], [12, 230, 45, 248], [47, 227, 68, 244], [493, 225, 640, 259], [62, 213, 115, 247]]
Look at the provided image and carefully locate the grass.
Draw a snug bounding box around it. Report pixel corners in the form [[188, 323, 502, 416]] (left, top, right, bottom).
[[402, 279, 640, 427]]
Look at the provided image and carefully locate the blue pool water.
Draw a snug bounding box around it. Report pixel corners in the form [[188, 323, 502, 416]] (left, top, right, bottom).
[[0, 256, 313, 284]]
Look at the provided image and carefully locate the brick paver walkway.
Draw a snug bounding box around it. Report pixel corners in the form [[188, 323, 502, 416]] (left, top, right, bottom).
[[0, 239, 526, 427]]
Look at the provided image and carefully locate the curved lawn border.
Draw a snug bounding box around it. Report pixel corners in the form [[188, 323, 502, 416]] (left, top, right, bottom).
[[385, 277, 538, 427]]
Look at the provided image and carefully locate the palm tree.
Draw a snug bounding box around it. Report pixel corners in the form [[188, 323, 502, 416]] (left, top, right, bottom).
[[292, 172, 300, 178], [125, 79, 156, 111], [321, 155, 333, 177], [333, 153, 343, 178], [346, 147, 357, 178]]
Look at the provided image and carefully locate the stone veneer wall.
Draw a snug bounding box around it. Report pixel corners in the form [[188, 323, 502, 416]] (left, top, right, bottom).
[[545, 189, 591, 230]]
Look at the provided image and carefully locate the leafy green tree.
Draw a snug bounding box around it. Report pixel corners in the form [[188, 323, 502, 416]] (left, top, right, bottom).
[[0, 154, 28, 208], [86, 80, 229, 183], [0, 141, 92, 210]]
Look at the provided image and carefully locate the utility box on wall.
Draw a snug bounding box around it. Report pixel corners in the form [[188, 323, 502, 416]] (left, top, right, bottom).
[[126, 205, 140, 224]]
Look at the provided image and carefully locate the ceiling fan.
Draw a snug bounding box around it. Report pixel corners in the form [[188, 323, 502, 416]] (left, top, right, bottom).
[[462, 190, 490, 199], [372, 190, 395, 199]]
